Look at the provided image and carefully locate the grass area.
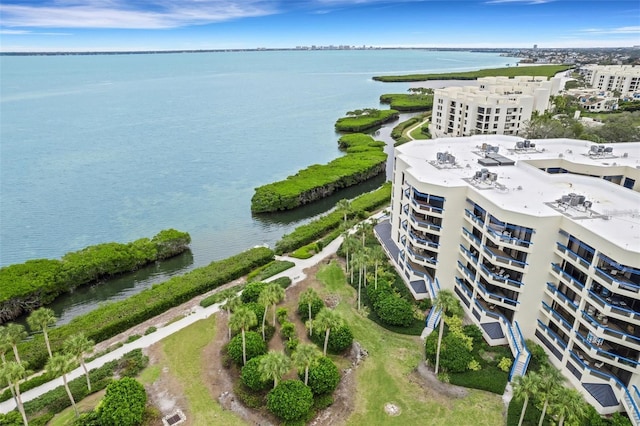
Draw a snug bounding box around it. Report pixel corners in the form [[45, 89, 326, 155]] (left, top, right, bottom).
[[47, 390, 105, 426], [372, 64, 573, 82], [409, 121, 431, 140], [315, 262, 504, 426], [161, 315, 246, 426], [379, 93, 433, 111], [138, 364, 162, 385]]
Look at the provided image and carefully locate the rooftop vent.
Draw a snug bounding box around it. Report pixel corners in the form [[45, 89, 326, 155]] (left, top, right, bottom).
[[558, 193, 590, 211], [436, 151, 456, 165]]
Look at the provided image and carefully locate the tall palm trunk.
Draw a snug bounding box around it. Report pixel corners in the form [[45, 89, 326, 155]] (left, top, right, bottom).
[[304, 365, 310, 386], [43, 330, 52, 359], [538, 399, 549, 426], [81, 359, 91, 391], [13, 384, 28, 426], [62, 374, 78, 417], [261, 307, 268, 341], [308, 303, 313, 336], [272, 303, 277, 326], [11, 346, 21, 365], [227, 307, 232, 341], [242, 328, 247, 365], [435, 311, 445, 374], [518, 395, 529, 426], [323, 329, 331, 356]]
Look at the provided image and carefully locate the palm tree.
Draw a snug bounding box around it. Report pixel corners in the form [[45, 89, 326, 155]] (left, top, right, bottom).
[[299, 288, 318, 336], [351, 250, 367, 310], [536, 365, 565, 426], [550, 385, 587, 426], [63, 333, 95, 391], [292, 344, 321, 386], [313, 309, 344, 356], [229, 306, 258, 365], [4, 324, 27, 364], [223, 295, 242, 341], [512, 372, 540, 426], [266, 283, 285, 326], [258, 351, 291, 388], [433, 289, 462, 375], [258, 289, 276, 341], [369, 246, 386, 290], [47, 353, 79, 417], [358, 221, 373, 247], [336, 199, 352, 227], [341, 233, 359, 277], [0, 326, 10, 363], [27, 308, 57, 359], [0, 361, 29, 425]]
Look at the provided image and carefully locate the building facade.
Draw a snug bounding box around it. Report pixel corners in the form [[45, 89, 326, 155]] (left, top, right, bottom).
[[429, 76, 562, 138], [579, 65, 640, 96], [376, 135, 640, 421]]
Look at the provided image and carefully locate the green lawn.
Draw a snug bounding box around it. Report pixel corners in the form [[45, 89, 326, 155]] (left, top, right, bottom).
[[161, 315, 247, 426], [47, 390, 105, 426], [316, 262, 505, 426]]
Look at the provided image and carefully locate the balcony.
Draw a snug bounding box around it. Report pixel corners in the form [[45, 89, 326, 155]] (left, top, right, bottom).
[[586, 290, 640, 323], [541, 301, 574, 335], [459, 244, 479, 265], [411, 198, 444, 216], [406, 259, 434, 286], [409, 213, 441, 233], [406, 245, 437, 266], [476, 281, 519, 308], [574, 329, 640, 370], [595, 267, 640, 294], [464, 208, 485, 229], [486, 226, 532, 250], [551, 263, 585, 295], [555, 242, 591, 272], [479, 263, 523, 291], [545, 282, 578, 312], [581, 308, 640, 350], [483, 245, 527, 270], [457, 260, 476, 282], [462, 227, 482, 251], [408, 230, 439, 251]]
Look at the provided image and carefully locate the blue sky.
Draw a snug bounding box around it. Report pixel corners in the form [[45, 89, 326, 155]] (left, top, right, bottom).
[[0, 0, 639, 52]]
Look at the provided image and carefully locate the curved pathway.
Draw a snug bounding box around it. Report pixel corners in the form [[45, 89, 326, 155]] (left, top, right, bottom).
[[0, 211, 386, 415]]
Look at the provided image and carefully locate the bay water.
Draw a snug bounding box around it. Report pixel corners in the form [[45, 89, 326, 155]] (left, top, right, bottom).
[[0, 49, 518, 322]]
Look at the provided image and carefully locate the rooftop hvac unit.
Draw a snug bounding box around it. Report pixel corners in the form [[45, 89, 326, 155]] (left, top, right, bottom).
[[446, 154, 456, 164], [474, 171, 482, 180], [561, 195, 571, 204], [590, 145, 599, 154], [604, 146, 613, 153], [623, 153, 629, 158], [524, 140, 531, 148], [488, 172, 498, 182], [584, 200, 593, 209], [490, 145, 499, 153], [437, 152, 445, 163], [481, 169, 489, 180], [529, 142, 536, 148], [516, 141, 524, 149]]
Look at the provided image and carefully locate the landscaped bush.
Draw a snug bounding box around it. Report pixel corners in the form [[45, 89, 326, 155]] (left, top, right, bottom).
[[311, 324, 353, 354], [0, 229, 191, 323], [99, 377, 147, 426], [266, 380, 314, 421], [241, 356, 271, 391], [291, 243, 319, 259], [241, 282, 268, 303], [274, 182, 391, 255], [246, 260, 295, 282], [276, 307, 288, 324], [451, 367, 508, 394], [199, 284, 245, 308], [373, 294, 414, 327], [425, 332, 473, 373], [304, 356, 340, 395], [227, 331, 268, 366], [15, 247, 274, 372], [280, 322, 295, 340], [297, 296, 325, 321]]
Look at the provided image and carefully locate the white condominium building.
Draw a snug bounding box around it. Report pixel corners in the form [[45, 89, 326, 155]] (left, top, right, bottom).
[[579, 65, 640, 95], [375, 135, 640, 421], [429, 76, 562, 138]]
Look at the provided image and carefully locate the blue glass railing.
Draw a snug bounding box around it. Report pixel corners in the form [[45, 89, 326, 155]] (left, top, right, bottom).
[[594, 267, 640, 293], [546, 282, 579, 309], [457, 260, 476, 282], [551, 263, 585, 290], [483, 246, 527, 268], [459, 244, 479, 264], [476, 281, 519, 307], [410, 213, 442, 231], [479, 263, 524, 288], [537, 319, 568, 348], [486, 227, 532, 247], [406, 262, 433, 286], [581, 309, 640, 346], [464, 208, 485, 227], [409, 230, 439, 249], [556, 242, 591, 269], [462, 227, 482, 246], [574, 332, 640, 367], [407, 246, 437, 265], [542, 301, 573, 332]]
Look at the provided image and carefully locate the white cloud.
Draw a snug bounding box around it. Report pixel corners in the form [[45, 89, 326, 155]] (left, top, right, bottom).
[[0, 0, 278, 29], [578, 26, 640, 35]]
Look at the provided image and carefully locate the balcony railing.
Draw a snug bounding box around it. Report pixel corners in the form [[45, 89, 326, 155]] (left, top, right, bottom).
[[411, 198, 444, 215], [556, 242, 591, 270], [483, 245, 527, 269], [587, 290, 640, 322], [542, 301, 574, 334], [551, 263, 586, 292], [546, 282, 578, 311], [595, 267, 640, 294], [479, 263, 524, 290], [406, 262, 434, 286], [486, 226, 532, 249], [457, 260, 476, 282], [459, 244, 479, 265], [476, 281, 519, 307], [537, 319, 569, 349], [574, 331, 640, 368], [462, 227, 482, 248], [464, 208, 485, 228], [407, 246, 437, 265], [410, 213, 442, 232], [581, 309, 640, 347], [409, 230, 439, 249]]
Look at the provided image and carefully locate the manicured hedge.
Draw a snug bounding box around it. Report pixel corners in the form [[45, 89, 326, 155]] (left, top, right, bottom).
[[379, 93, 433, 111], [372, 64, 573, 82], [274, 182, 391, 255], [251, 151, 386, 213], [334, 109, 399, 132], [14, 247, 274, 371], [0, 229, 191, 323], [246, 260, 295, 282]]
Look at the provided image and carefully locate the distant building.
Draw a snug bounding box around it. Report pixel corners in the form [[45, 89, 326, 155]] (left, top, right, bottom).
[[429, 76, 562, 138], [375, 135, 640, 420], [579, 65, 640, 96], [567, 88, 619, 112]]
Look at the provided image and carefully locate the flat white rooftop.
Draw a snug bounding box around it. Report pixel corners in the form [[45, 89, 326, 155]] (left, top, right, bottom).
[[396, 135, 640, 252]]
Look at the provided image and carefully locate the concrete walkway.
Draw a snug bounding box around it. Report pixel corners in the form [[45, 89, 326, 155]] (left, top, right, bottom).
[[0, 212, 387, 414]]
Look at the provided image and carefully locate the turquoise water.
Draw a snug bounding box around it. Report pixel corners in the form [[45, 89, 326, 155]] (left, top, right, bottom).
[[0, 50, 518, 268]]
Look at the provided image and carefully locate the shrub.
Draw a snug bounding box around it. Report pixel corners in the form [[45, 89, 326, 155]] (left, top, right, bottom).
[[312, 325, 353, 354], [125, 334, 141, 343], [304, 356, 340, 395], [116, 348, 149, 378], [498, 357, 513, 373], [291, 244, 317, 259], [463, 324, 484, 346], [450, 367, 508, 395], [285, 337, 299, 355], [241, 356, 271, 391], [241, 282, 267, 303], [243, 302, 266, 325], [143, 326, 157, 335], [281, 322, 296, 339], [234, 382, 266, 409], [297, 297, 325, 321], [314, 394, 335, 410], [373, 294, 414, 327], [425, 332, 473, 373], [266, 380, 314, 421], [468, 359, 481, 371], [247, 260, 295, 282], [276, 307, 288, 324], [99, 378, 147, 426], [227, 332, 268, 366]]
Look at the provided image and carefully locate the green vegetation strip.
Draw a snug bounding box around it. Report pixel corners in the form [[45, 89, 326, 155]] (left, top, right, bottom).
[[251, 133, 386, 213], [315, 263, 504, 426], [14, 247, 274, 373], [335, 109, 399, 133], [380, 94, 433, 112], [372, 64, 573, 82], [274, 182, 391, 254], [0, 229, 191, 322]]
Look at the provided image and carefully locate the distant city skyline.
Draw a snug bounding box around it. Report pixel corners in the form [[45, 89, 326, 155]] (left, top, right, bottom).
[[0, 0, 639, 52]]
